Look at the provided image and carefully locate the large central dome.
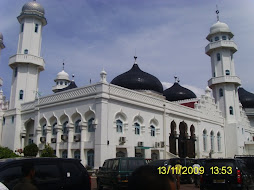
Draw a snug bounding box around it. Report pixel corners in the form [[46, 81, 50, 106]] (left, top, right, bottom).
[[111, 60, 163, 94]]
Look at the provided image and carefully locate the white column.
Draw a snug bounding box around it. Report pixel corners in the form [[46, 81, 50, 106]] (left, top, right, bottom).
[[56, 125, 62, 158], [46, 125, 51, 144], [67, 123, 74, 158], [80, 124, 87, 165], [176, 136, 179, 156]]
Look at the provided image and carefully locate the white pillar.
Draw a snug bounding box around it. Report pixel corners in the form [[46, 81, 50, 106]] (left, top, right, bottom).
[[176, 137, 179, 155], [56, 125, 62, 158], [67, 123, 74, 158], [80, 124, 87, 165], [46, 125, 51, 144]]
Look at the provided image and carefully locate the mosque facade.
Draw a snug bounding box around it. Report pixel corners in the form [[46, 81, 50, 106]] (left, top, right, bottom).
[[0, 1, 254, 168]]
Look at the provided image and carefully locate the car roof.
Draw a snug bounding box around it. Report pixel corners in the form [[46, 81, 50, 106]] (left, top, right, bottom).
[[0, 157, 81, 165]]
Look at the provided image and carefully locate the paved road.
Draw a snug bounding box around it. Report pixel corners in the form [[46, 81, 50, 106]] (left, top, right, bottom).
[[91, 177, 198, 190]]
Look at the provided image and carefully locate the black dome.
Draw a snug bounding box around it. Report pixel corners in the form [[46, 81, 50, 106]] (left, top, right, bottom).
[[238, 87, 254, 108], [111, 63, 163, 93], [163, 82, 196, 101]]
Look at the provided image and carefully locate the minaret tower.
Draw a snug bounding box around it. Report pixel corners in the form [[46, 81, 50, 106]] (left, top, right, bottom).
[[9, 1, 47, 108], [205, 8, 241, 156]]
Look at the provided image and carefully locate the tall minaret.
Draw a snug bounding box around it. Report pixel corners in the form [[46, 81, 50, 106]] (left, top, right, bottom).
[[9, 1, 47, 108], [205, 8, 241, 156]]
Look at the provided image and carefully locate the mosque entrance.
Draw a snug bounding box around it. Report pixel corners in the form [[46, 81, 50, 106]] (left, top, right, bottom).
[[169, 121, 196, 158]]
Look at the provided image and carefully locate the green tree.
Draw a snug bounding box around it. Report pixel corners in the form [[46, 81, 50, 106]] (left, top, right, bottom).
[[0, 146, 19, 158], [41, 144, 56, 157], [23, 143, 39, 157]]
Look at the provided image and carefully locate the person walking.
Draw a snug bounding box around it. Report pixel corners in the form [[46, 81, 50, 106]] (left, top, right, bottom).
[[193, 161, 201, 188]]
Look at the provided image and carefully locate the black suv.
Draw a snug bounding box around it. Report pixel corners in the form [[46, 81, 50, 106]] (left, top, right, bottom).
[[200, 158, 254, 190], [97, 157, 146, 190], [0, 157, 91, 190]]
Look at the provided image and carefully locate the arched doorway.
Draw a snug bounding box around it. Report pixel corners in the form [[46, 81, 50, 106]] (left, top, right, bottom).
[[178, 121, 187, 158], [169, 121, 176, 154], [87, 149, 94, 168], [187, 125, 196, 158]]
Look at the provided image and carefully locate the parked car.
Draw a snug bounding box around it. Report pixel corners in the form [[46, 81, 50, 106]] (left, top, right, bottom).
[[148, 159, 168, 167], [97, 157, 146, 190], [0, 157, 91, 190], [200, 158, 254, 190]]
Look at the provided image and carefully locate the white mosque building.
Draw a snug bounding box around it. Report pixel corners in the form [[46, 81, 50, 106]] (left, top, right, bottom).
[[0, 1, 254, 168]]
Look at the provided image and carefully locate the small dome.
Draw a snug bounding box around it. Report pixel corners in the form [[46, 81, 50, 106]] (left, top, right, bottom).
[[206, 21, 233, 40], [238, 87, 254, 108], [22, 1, 45, 14], [210, 21, 230, 33], [111, 63, 163, 93], [56, 70, 70, 81], [0, 33, 3, 40], [163, 82, 196, 101]]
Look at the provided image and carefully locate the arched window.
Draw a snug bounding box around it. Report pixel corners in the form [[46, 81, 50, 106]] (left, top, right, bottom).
[[88, 118, 95, 132], [75, 119, 81, 133], [24, 49, 28, 54], [35, 23, 39, 33], [42, 124, 47, 136], [62, 150, 67, 158], [151, 125, 155, 137], [14, 67, 18, 77], [87, 149, 94, 167], [63, 121, 68, 135], [116, 151, 125, 157], [229, 106, 234, 115], [52, 122, 57, 135], [21, 23, 24, 33], [134, 123, 140, 135], [65, 82, 67, 85], [222, 36, 227, 40], [74, 150, 80, 159], [217, 132, 221, 152], [56, 82, 59, 85], [219, 88, 223, 97], [225, 70, 230, 75], [116, 119, 123, 133], [19, 90, 24, 100], [215, 36, 219, 41], [217, 53, 221, 61], [210, 131, 214, 151], [60, 81, 63, 85], [210, 38, 213, 42], [203, 130, 207, 151]]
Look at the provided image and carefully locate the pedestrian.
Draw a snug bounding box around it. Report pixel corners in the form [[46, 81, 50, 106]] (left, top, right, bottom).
[[13, 162, 38, 190], [128, 165, 176, 190], [193, 161, 201, 187], [174, 160, 182, 190]]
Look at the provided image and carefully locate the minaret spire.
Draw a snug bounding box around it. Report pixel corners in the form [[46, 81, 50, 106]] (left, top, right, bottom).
[[62, 62, 65, 70], [216, 5, 220, 21]]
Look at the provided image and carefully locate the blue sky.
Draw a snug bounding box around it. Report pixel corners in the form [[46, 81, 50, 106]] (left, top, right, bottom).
[[1, 0, 254, 99]]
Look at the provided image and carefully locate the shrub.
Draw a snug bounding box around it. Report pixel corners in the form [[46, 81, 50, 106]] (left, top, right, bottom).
[[0, 146, 19, 158], [40, 144, 56, 157], [23, 143, 39, 157]]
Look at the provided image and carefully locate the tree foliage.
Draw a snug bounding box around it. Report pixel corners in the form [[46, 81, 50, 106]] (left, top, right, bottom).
[[23, 143, 39, 157], [0, 146, 19, 158], [41, 144, 56, 157]]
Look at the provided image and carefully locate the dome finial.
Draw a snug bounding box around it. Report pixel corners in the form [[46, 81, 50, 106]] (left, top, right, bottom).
[[134, 55, 138, 64], [174, 76, 180, 83], [216, 5, 220, 21], [62, 61, 65, 70], [72, 74, 75, 81]]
